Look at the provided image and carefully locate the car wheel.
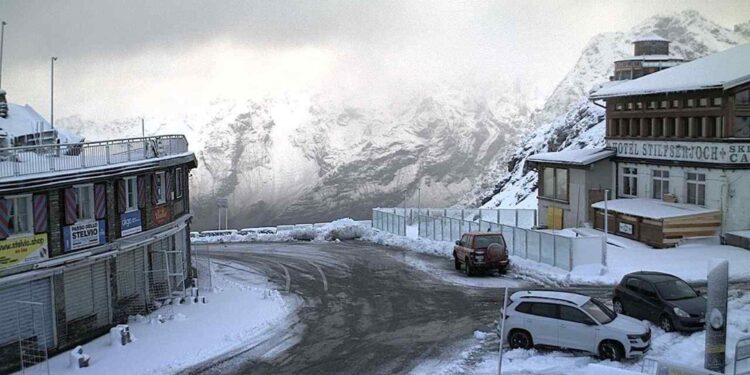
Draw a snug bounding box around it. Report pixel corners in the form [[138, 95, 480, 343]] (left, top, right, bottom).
[[465, 258, 475, 277], [659, 315, 675, 332], [598, 340, 625, 361], [454, 255, 461, 270], [508, 330, 533, 350], [613, 299, 625, 314]]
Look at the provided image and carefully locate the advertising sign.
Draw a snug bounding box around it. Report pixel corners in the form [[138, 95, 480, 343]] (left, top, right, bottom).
[[63, 220, 107, 252], [0, 234, 49, 271], [618, 222, 634, 235], [152, 206, 172, 227], [121, 210, 143, 237]]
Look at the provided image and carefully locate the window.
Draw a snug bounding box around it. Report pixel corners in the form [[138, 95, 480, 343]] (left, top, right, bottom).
[[516, 302, 532, 314], [75, 185, 95, 221], [735, 117, 750, 138], [686, 99, 695, 108], [559, 305, 595, 325], [648, 101, 657, 109], [627, 103, 634, 110], [124, 177, 138, 211], [672, 99, 680, 108], [625, 278, 641, 293], [636, 102, 643, 110], [652, 170, 670, 199], [541, 167, 568, 201], [7, 195, 32, 235], [640, 282, 658, 300], [175, 168, 183, 198], [460, 234, 470, 247], [581, 299, 615, 324], [686, 173, 706, 206], [736, 89, 750, 105], [712, 97, 723, 106], [529, 303, 558, 319], [659, 100, 668, 109], [622, 167, 638, 197], [699, 98, 708, 107], [155, 171, 166, 204], [615, 103, 623, 111]]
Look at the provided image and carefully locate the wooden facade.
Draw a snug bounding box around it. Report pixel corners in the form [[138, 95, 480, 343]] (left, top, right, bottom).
[[593, 208, 721, 248]]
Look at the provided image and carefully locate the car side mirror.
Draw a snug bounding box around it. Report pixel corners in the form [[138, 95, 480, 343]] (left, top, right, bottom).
[[695, 290, 701, 296], [455, 240, 461, 246]]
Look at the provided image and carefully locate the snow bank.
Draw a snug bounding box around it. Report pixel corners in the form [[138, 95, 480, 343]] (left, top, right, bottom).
[[29, 262, 298, 375]]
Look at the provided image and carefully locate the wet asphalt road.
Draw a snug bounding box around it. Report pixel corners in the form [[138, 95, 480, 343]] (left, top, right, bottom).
[[190, 241, 615, 375]]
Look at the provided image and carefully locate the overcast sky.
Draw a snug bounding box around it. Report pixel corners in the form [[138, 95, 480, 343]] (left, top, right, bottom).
[[1, 0, 749, 121]]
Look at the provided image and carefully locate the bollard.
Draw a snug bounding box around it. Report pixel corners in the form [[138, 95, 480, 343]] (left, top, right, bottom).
[[705, 258, 728, 373]]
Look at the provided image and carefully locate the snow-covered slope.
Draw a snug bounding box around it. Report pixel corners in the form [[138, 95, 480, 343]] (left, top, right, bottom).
[[475, 10, 750, 209]]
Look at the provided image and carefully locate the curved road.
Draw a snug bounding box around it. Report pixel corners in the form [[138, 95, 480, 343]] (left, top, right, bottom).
[[191, 241, 613, 374]]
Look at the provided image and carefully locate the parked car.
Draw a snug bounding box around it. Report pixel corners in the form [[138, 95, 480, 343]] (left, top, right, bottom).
[[612, 271, 706, 332], [453, 232, 509, 276], [238, 228, 257, 236], [501, 290, 651, 361], [198, 230, 238, 243]]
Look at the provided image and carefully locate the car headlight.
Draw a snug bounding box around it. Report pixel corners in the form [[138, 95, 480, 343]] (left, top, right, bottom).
[[673, 307, 690, 318]]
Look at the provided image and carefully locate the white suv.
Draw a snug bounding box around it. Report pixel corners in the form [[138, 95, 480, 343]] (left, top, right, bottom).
[[500, 290, 651, 361]]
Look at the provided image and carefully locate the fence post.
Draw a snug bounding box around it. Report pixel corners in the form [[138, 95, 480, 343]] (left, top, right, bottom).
[[515, 209, 519, 227], [552, 234, 557, 268], [497, 209, 500, 225], [461, 209, 465, 221], [568, 240, 574, 271], [106, 144, 111, 165]]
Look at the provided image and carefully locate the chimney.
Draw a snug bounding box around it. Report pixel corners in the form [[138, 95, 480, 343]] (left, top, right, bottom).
[[0, 89, 7, 119]]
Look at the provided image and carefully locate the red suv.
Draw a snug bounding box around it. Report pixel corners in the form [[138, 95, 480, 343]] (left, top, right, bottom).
[[453, 232, 509, 276]]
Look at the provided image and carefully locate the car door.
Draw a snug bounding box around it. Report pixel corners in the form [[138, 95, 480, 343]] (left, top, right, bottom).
[[458, 234, 471, 259], [622, 277, 643, 318], [557, 305, 598, 352], [638, 281, 663, 322], [526, 302, 560, 346]]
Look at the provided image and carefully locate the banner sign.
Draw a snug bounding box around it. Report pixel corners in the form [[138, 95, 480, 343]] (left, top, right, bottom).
[[63, 220, 106, 252], [121, 210, 142, 237], [607, 140, 750, 164], [0, 234, 49, 271], [152, 206, 172, 227]]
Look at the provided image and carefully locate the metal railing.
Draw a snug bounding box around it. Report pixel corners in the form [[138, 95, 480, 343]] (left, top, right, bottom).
[[373, 208, 601, 271], [0, 135, 189, 179]]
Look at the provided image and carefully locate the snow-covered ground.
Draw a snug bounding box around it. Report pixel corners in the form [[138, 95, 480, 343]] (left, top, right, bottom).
[[457, 289, 750, 375], [26, 261, 299, 375]]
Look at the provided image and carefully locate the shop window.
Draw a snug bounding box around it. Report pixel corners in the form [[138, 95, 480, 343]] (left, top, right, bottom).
[[686, 173, 706, 206], [622, 167, 638, 197], [541, 167, 568, 201], [735, 117, 750, 138], [125, 177, 138, 211], [736, 89, 750, 105], [7, 195, 32, 235], [652, 170, 670, 199], [75, 184, 95, 221]]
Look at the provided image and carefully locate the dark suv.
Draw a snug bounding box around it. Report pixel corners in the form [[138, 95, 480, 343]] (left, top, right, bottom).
[[612, 271, 706, 332]]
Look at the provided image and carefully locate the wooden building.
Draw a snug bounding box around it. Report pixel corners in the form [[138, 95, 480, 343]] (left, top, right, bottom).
[[611, 34, 684, 81]]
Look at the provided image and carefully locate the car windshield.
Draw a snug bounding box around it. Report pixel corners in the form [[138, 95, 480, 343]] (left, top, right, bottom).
[[581, 299, 615, 324], [474, 236, 504, 248], [655, 279, 697, 301]]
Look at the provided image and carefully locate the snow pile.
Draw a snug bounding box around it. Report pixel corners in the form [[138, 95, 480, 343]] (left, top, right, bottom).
[[193, 218, 373, 244], [363, 228, 454, 258], [29, 262, 297, 375]]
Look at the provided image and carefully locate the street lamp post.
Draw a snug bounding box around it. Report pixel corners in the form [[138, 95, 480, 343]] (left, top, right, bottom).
[[0, 21, 7, 89], [50, 56, 58, 128]]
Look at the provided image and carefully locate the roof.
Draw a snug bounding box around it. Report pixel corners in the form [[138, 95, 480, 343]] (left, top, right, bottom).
[[591, 198, 719, 220], [0, 103, 81, 143], [510, 290, 591, 306], [633, 33, 670, 43], [527, 148, 615, 166], [465, 231, 502, 236], [591, 42, 750, 99], [625, 271, 680, 283], [615, 55, 684, 62]]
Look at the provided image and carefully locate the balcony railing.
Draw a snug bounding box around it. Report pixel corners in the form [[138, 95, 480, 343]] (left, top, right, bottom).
[[0, 135, 190, 180]]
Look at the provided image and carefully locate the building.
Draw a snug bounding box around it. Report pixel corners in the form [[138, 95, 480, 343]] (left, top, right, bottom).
[[611, 34, 684, 81], [0, 93, 197, 371], [531, 38, 750, 248]]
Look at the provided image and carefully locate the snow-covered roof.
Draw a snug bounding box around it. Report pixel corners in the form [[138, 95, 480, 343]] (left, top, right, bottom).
[[591, 42, 750, 99], [615, 55, 683, 62], [527, 148, 614, 166], [633, 33, 670, 43], [0, 103, 82, 144], [591, 198, 718, 220], [510, 290, 590, 306]]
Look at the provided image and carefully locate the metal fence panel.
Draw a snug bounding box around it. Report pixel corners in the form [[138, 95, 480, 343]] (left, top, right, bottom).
[[540, 233, 555, 266], [513, 227, 527, 257], [554, 237, 572, 270]]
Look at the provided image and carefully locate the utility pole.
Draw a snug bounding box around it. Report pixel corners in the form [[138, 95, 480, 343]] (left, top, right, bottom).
[[50, 56, 58, 128], [601, 189, 610, 274], [0, 21, 6, 89]]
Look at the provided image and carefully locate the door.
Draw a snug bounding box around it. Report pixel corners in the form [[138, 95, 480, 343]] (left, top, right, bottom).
[[547, 207, 563, 230], [457, 234, 471, 259], [638, 281, 663, 321], [0, 278, 55, 350], [64, 261, 111, 329], [558, 305, 598, 352], [622, 277, 643, 318], [526, 302, 560, 346]]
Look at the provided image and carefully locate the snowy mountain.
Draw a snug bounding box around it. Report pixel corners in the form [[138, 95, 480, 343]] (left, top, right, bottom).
[[58, 84, 535, 229], [473, 10, 750, 209]]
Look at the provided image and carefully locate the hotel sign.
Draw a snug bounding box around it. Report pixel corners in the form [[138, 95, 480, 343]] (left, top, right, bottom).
[[608, 140, 750, 164]]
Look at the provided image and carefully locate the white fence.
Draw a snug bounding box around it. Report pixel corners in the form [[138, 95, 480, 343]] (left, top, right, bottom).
[[372, 208, 601, 272]]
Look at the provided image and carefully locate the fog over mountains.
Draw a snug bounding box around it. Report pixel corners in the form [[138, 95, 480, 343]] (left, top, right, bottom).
[[56, 10, 750, 230]]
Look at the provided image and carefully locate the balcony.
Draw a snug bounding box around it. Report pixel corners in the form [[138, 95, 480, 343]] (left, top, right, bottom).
[[0, 135, 190, 180]]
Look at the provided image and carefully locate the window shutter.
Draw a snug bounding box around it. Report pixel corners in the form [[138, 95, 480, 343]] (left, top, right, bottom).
[[137, 176, 146, 208], [64, 188, 78, 225], [166, 171, 172, 202], [0, 198, 9, 239], [95, 184, 106, 220], [117, 179, 127, 213], [151, 174, 158, 205], [33, 194, 48, 233]]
